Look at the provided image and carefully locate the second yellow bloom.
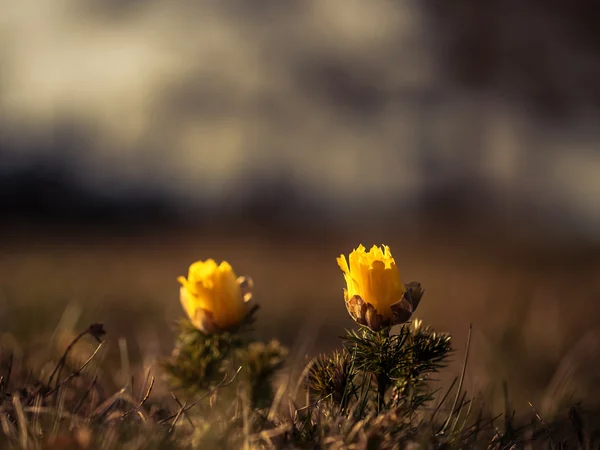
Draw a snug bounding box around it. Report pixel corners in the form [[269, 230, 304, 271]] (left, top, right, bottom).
[[178, 259, 253, 334]]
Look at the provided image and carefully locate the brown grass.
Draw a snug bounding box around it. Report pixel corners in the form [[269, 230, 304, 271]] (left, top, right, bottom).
[[1, 223, 600, 415]]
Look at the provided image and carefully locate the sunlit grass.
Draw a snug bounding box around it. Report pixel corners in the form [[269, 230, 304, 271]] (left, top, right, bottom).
[[0, 229, 599, 448]]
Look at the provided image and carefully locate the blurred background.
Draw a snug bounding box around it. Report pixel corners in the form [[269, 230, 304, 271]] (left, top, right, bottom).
[[2, 0, 600, 415]]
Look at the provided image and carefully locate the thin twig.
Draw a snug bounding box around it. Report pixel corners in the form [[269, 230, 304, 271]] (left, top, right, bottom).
[[47, 328, 89, 389], [89, 386, 128, 420], [171, 392, 195, 429], [48, 324, 106, 391], [158, 404, 196, 425], [168, 401, 187, 434], [73, 375, 98, 416], [139, 369, 152, 402], [158, 366, 244, 426], [121, 374, 155, 419], [199, 366, 243, 403], [45, 341, 105, 397]]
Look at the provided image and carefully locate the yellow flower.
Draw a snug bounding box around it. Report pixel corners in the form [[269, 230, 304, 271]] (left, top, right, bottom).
[[337, 244, 423, 331], [177, 259, 254, 333]]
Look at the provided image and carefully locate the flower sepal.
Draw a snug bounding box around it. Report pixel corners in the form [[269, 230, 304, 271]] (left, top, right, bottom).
[[345, 281, 423, 332]]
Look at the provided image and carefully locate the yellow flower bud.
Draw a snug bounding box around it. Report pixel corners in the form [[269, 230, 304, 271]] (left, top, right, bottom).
[[177, 259, 253, 333], [337, 244, 422, 331]]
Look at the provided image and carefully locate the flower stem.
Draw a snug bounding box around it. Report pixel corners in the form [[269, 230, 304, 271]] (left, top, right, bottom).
[[376, 373, 389, 413]]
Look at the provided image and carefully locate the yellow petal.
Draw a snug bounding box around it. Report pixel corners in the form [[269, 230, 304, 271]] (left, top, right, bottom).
[[217, 260, 233, 273], [366, 260, 392, 319], [188, 259, 218, 283], [337, 255, 350, 275], [192, 308, 218, 334], [178, 258, 248, 332], [180, 286, 211, 327], [337, 244, 407, 323], [213, 263, 245, 327], [369, 245, 383, 260], [348, 246, 365, 281]]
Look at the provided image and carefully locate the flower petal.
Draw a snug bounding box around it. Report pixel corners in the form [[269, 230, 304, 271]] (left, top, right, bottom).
[[337, 255, 350, 275], [192, 307, 219, 334], [179, 259, 248, 332]]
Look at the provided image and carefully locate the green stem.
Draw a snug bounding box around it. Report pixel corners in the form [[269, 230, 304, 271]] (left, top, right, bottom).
[[377, 373, 389, 413], [376, 326, 392, 412]]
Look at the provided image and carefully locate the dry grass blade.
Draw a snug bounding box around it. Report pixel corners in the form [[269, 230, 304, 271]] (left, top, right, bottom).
[[31, 393, 43, 438], [458, 383, 478, 434], [461, 413, 502, 442], [47, 329, 89, 389], [12, 394, 29, 448], [158, 404, 196, 425], [528, 402, 556, 448], [449, 390, 469, 433], [168, 401, 188, 434], [292, 359, 315, 403], [90, 386, 129, 420], [23, 406, 78, 421], [51, 385, 66, 438], [197, 365, 243, 403], [121, 373, 155, 420], [45, 341, 105, 398], [431, 376, 458, 428], [47, 323, 106, 402], [139, 368, 152, 402], [270, 359, 314, 423], [0, 411, 15, 438], [73, 374, 99, 415], [440, 323, 472, 435], [171, 392, 195, 429], [268, 377, 290, 423]]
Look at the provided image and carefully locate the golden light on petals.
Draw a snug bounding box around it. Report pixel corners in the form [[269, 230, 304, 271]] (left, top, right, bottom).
[[337, 244, 423, 331], [178, 259, 253, 333]]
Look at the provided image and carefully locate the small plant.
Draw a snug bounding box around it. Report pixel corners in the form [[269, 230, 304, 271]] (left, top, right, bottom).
[[0, 246, 598, 449], [162, 258, 290, 447], [162, 247, 470, 448], [296, 319, 458, 448]]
